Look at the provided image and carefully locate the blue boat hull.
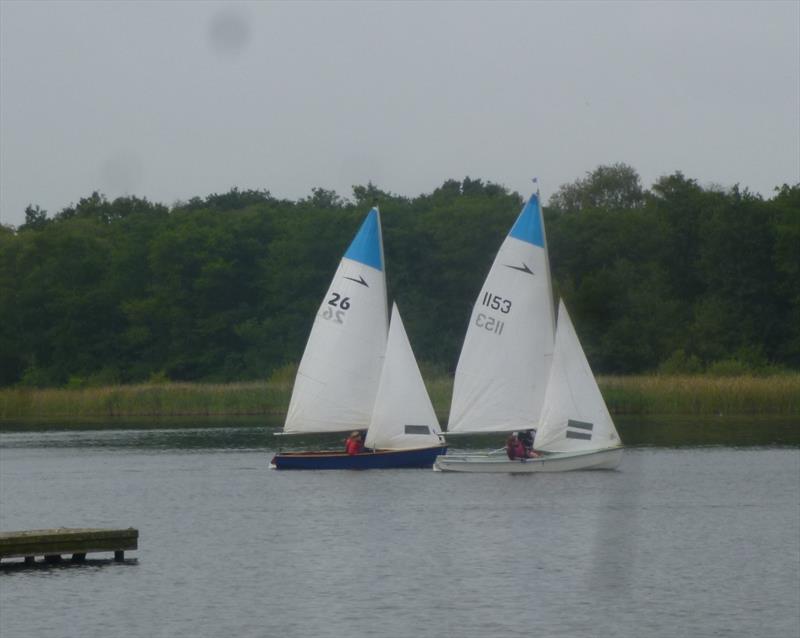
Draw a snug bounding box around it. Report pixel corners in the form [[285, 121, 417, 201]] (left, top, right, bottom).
[[271, 446, 448, 470]]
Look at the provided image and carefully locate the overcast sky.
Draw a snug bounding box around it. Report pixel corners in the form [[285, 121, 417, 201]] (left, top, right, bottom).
[[1, 0, 798, 227]]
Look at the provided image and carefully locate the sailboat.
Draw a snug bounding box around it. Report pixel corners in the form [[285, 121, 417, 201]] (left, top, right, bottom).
[[271, 208, 446, 470], [434, 194, 623, 472]]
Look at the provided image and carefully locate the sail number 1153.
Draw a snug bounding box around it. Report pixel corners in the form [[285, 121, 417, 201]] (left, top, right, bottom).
[[481, 291, 512, 314], [475, 291, 511, 336]]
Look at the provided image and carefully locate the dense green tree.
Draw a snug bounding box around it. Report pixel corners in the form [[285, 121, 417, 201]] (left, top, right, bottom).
[[12, 217, 120, 385], [548, 163, 644, 212], [20, 205, 49, 231], [769, 184, 800, 366], [301, 187, 346, 210], [0, 173, 797, 387], [175, 188, 274, 214], [0, 227, 23, 384]]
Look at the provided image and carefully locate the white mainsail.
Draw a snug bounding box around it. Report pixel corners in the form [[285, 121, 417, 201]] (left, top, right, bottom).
[[534, 300, 621, 452], [365, 303, 443, 450], [283, 208, 388, 434], [448, 194, 556, 433]]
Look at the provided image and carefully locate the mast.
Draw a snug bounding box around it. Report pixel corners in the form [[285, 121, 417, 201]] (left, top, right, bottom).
[[533, 178, 556, 339]]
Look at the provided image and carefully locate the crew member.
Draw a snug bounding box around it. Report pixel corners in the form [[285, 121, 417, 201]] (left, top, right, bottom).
[[345, 431, 363, 455], [506, 433, 526, 460]]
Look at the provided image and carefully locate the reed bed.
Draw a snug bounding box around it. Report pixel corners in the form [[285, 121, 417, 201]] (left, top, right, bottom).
[[0, 382, 290, 421], [1, 374, 798, 422], [599, 374, 800, 416]]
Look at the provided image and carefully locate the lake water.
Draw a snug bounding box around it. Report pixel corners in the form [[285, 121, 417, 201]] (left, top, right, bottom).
[[1, 420, 798, 638]]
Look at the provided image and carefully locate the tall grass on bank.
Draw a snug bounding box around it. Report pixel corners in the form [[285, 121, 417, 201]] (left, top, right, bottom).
[[600, 374, 800, 416], [0, 374, 798, 422], [0, 382, 290, 421], [429, 373, 800, 418]]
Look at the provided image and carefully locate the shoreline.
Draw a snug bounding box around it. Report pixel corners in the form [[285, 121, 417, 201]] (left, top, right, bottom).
[[0, 374, 798, 424]]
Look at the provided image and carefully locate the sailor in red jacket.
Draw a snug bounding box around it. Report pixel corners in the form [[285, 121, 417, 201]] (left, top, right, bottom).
[[345, 431, 363, 455], [506, 433, 526, 460], [506, 432, 540, 460]]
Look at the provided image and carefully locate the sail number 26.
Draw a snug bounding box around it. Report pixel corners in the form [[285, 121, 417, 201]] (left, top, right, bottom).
[[322, 292, 350, 324]]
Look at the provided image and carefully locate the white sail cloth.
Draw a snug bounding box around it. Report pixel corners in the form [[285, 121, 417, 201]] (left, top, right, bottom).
[[365, 304, 442, 450], [283, 209, 388, 434], [534, 300, 621, 452], [448, 195, 555, 433]]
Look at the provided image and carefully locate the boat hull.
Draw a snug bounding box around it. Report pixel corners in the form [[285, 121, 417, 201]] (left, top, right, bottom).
[[271, 445, 448, 470], [433, 446, 623, 473]]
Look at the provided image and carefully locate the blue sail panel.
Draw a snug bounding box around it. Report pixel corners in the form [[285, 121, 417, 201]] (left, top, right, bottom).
[[509, 194, 545, 247], [343, 208, 383, 271]]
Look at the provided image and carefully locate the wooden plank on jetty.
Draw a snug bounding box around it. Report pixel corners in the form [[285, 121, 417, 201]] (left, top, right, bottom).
[[0, 527, 138, 564]]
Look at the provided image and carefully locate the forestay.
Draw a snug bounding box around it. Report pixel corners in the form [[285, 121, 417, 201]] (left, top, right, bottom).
[[534, 300, 621, 452], [283, 208, 388, 434], [365, 304, 442, 449], [448, 194, 556, 433]]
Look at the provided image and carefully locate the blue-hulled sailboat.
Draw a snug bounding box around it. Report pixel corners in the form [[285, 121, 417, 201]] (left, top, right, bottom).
[[271, 208, 446, 470]]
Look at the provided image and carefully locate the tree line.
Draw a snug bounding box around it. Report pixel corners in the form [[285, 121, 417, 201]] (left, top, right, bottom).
[[1, 165, 798, 387]]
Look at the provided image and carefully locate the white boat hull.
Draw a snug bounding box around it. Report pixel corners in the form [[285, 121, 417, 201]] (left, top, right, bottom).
[[433, 446, 623, 473]]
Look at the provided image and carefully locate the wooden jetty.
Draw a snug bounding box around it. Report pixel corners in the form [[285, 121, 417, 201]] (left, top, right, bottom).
[[0, 528, 138, 565]]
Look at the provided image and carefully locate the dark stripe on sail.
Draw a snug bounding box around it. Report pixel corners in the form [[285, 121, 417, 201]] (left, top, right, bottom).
[[405, 425, 431, 435], [567, 419, 594, 431], [566, 431, 592, 440]]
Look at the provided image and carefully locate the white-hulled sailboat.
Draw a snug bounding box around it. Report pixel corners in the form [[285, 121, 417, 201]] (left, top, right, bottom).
[[434, 193, 623, 472], [271, 208, 446, 469]]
